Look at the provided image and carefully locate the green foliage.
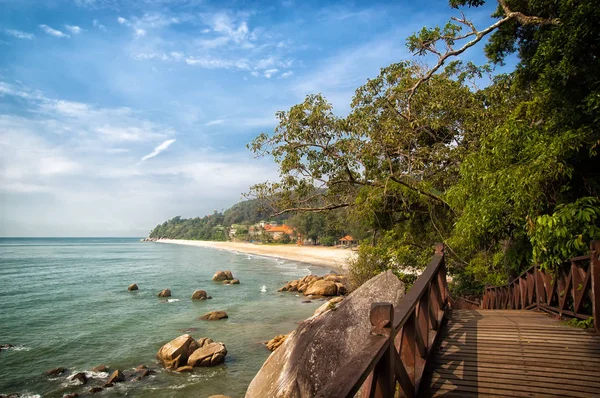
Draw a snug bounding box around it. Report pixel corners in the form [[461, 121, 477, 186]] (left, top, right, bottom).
[[149, 212, 229, 241], [320, 236, 336, 246], [564, 317, 594, 329], [528, 197, 600, 270]]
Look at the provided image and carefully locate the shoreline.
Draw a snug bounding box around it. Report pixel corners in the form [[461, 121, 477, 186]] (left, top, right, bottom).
[[153, 239, 356, 271]]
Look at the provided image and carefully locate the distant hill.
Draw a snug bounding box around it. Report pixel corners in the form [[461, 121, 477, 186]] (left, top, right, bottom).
[[147, 199, 287, 240]]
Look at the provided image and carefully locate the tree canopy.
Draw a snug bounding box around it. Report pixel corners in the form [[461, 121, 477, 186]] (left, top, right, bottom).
[[248, 0, 600, 292]]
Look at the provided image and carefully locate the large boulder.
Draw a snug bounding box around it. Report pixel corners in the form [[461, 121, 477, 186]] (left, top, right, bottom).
[[156, 334, 197, 370], [191, 290, 208, 300], [200, 311, 228, 321], [304, 280, 337, 296], [157, 289, 171, 297], [212, 271, 234, 281], [246, 270, 405, 398], [187, 342, 227, 367]]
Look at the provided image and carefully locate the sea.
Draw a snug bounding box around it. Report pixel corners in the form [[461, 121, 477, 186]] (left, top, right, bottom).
[[0, 238, 331, 398]]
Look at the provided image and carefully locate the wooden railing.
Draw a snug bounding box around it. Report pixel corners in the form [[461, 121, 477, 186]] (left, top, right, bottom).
[[316, 243, 449, 398], [482, 240, 600, 331]]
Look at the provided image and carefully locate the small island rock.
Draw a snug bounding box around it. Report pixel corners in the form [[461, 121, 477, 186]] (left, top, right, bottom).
[[187, 342, 227, 367], [157, 289, 171, 297], [200, 311, 228, 321], [128, 283, 138, 291], [191, 290, 209, 300]]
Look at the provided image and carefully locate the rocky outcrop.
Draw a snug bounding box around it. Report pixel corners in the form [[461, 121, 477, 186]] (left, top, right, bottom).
[[200, 311, 228, 321], [278, 274, 348, 297], [157, 334, 226, 370], [107, 370, 125, 384], [157, 289, 171, 297], [187, 342, 227, 367], [222, 278, 241, 285], [191, 290, 210, 300], [156, 334, 197, 370], [266, 334, 288, 351], [128, 283, 138, 291], [212, 270, 235, 282], [246, 270, 405, 398]]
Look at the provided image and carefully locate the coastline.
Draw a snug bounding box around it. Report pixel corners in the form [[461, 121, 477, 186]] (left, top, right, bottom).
[[154, 239, 356, 271]]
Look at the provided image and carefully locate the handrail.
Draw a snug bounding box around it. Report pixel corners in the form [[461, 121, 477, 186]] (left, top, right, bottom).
[[482, 240, 600, 332], [316, 243, 449, 398]]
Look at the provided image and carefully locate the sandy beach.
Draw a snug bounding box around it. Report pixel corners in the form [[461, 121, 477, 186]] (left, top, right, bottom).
[[155, 239, 356, 270]]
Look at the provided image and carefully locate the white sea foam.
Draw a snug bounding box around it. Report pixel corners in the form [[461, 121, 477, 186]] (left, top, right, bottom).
[[5, 345, 31, 351], [20, 394, 41, 398], [260, 285, 267, 293], [167, 298, 180, 303]]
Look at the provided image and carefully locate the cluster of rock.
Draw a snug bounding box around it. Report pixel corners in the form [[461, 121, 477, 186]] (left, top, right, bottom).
[[278, 274, 348, 297], [191, 289, 212, 300], [42, 363, 155, 396], [156, 334, 227, 371], [265, 334, 288, 351], [212, 270, 239, 285]]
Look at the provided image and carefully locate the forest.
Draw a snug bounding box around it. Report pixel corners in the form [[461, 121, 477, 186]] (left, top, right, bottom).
[[246, 0, 600, 294]]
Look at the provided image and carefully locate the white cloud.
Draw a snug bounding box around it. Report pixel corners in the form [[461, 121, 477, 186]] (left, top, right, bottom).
[[118, 17, 128, 24], [205, 119, 224, 126], [264, 68, 279, 78], [140, 138, 176, 161], [4, 29, 35, 40], [134, 28, 146, 37], [65, 25, 84, 34], [39, 24, 70, 38], [279, 71, 294, 79]]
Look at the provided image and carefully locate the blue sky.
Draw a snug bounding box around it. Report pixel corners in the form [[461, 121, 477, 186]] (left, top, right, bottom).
[[0, 0, 505, 237]]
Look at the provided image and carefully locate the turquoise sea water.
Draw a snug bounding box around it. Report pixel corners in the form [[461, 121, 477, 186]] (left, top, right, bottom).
[[0, 238, 330, 397]]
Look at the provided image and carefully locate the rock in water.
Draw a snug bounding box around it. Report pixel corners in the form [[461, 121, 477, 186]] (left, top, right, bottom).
[[187, 342, 227, 367], [230, 279, 240, 284], [88, 387, 103, 394], [199, 311, 228, 321], [44, 367, 67, 376], [209, 395, 232, 398], [266, 334, 288, 351], [107, 369, 125, 384], [157, 289, 171, 297], [212, 270, 234, 281], [304, 280, 337, 296], [191, 290, 208, 300], [70, 372, 87, 384], [91, 364, 107, 372], [156, 334, 197, 370], [175, 365, 194, 373], [128, 283, 138, 291], [246, 270, 405, 398]]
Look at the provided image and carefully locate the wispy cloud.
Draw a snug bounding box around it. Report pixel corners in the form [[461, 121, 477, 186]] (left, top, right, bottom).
[[65, 25, 84, 34], [264, 68, 279, 78], [4, 29, 35, 40], [39, 24, 70, 38], [205, 119, 224, 126], [141, 138, 176, 161], [92, 19, 106, 31]]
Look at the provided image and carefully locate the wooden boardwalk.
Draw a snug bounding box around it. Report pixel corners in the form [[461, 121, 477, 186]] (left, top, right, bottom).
[[420, 309, 600, 397]]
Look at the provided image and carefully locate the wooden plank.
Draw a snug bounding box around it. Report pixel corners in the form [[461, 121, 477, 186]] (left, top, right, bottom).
[[436, 346, 600, 361], [431, 361, 600, 382], [432, 368, 600, 393], [426, 379, 570, 397], [427, 376, 595, 397], [431, 353, 598, 371]]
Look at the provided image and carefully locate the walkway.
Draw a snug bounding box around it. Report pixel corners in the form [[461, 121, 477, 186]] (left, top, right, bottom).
[[420, 309, 600, 397]]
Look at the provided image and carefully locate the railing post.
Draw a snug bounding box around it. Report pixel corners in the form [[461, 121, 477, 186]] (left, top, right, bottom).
[[591, 241, 600, 333], [369, 302, 395, 397], [534, 264, 540, 310]]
